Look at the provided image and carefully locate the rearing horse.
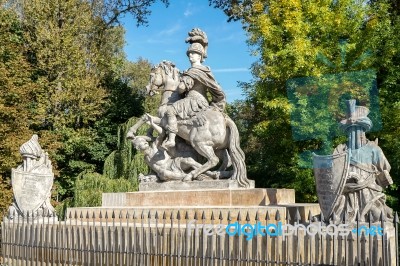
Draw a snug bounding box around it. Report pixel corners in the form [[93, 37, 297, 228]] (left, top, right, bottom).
[[127, 61, 250, 187]]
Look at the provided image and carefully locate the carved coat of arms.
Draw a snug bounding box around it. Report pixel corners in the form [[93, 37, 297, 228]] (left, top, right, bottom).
[[9, 135, 56, 219], [313, 151, 350, 222]]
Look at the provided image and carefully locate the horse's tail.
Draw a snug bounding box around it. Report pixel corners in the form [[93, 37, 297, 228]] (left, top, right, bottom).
[[226, 116, 250, 188]]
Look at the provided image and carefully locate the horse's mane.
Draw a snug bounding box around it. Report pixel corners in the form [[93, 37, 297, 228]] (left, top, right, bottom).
[[153, 60, 180, 81]]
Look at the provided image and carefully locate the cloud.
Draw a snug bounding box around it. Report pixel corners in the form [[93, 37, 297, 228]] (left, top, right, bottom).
[[184, 3, 195, 17], [164, 49, 178, 54], [213, 68, 250, 73], [184, 8, 193, 17], [214, 32, 247, 43], [158, 24, 182, 36], [146, 38, 175, 44]]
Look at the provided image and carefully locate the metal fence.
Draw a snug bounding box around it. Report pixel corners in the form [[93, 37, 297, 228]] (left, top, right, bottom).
[[1, 208, 399, 265]]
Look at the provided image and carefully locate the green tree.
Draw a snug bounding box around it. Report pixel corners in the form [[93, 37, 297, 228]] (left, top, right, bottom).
[[212, 0, 398, 206], [78, 59, 159, 207], [74, 172, 137, 207], [0, 0, 172, 215], [92, 0, 169, 26], [103, 59, 160, 182], [0, 5, 37, 210], [371, 0, 400, 210], [1, 0, 169, 211], [11, 0, 124, 205]]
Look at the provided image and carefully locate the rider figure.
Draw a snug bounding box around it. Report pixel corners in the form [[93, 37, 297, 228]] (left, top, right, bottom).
[[163, 29, 226, 148]]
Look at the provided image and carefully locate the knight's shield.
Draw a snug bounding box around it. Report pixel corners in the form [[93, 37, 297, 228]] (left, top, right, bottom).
[[313, 151, 350, 221], [11, 169, 54, 213]]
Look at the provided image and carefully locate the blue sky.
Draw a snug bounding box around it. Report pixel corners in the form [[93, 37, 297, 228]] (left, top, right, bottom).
[[121, 1, 256, 102]]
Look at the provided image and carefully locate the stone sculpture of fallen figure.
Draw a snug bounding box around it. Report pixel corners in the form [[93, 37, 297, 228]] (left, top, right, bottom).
[[129, 114, 220, 182]]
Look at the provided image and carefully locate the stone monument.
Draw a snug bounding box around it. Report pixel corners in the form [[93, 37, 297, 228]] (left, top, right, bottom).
[[127, 28, 254, 190], [313, 100, 393, 223], [8, 134, 56, 219], [97, 28, 315, 224]]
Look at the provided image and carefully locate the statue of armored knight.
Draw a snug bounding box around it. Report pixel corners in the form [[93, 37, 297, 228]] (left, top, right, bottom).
[[8, 135, 57, 220], [127, 28, 251, 188], [314, 100, 393, 223]]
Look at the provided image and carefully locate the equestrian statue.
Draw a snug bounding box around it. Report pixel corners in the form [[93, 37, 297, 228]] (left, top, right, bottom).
[[127, 28, 250, 188]]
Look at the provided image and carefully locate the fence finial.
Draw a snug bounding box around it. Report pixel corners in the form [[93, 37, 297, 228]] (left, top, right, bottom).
[[286, 210, 291, 223], [380, 210, 386, 224], [237, 211, 242, 221], [340, 210, 345, 223], [295, 208, 301, 223], [308, 210, 312, 222], [331, 213, 336, 224], [265, 211, 270, 221], [275, 210, 281, 221], [368, 211, 373, 224]]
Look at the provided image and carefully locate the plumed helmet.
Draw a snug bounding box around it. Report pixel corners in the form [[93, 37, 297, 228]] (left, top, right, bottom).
[[20, 134, 42, 158], [187, 43, 205, 57], [340, 100, 373, 132], [185, 28, 208, 62]]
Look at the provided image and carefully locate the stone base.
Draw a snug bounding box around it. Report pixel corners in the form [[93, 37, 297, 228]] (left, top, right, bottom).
[[138, 179, 255, 191], [67, 203, 321, 224], [102, 188, 295, 207]]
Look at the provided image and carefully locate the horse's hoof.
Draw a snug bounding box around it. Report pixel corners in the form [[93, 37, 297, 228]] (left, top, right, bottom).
[[163, 140, 175, 149], [196, 174, 205, 181], [182, 174, 193, 182]]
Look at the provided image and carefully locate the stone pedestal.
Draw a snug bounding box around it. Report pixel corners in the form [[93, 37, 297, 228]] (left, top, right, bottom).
[[102, 188, 295, 207], [139, 179, 255, 191]]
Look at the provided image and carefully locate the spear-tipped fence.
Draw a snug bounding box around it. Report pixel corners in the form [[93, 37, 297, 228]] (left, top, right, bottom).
[[0, 209, 398, 265]]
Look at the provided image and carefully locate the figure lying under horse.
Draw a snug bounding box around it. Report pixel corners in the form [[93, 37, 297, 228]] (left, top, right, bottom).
[[127, 61, 250, 188]]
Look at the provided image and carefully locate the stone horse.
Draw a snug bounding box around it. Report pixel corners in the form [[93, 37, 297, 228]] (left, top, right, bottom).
[[127, 61, 250, 187]]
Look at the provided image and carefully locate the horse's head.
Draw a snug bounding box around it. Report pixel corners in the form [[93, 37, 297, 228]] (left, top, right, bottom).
[[146, 61, 180, 96]]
